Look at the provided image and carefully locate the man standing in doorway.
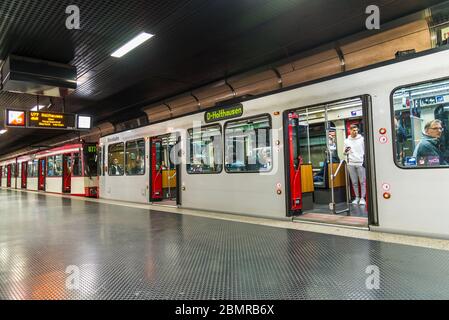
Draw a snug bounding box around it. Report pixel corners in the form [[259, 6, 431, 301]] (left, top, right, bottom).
[[344, 124, 366, 205]]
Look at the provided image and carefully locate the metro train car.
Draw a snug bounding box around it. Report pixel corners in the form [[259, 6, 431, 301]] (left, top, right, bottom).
[[94, 48, 449, 238], [0, 143, 99, 197]]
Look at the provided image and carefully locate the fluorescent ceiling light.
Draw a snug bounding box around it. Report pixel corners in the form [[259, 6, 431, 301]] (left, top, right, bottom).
[[31, 105, 46, 111], [0, 129, 7, 134], [111, 32, 154, 58]]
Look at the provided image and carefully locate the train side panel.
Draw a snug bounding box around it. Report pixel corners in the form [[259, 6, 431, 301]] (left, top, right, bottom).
[[27, 178, 38, 191], [97, 48, 449, 237], [45, 177, 62, 193]]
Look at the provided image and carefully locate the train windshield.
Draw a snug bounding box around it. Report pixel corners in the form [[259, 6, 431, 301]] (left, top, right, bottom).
[[84, 144, 98, 176]]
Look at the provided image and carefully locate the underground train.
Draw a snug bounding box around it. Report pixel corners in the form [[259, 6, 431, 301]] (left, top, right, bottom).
[[2, 47, 449, 238], [0, 142, 99, 197], [97, 47, 449, 239]]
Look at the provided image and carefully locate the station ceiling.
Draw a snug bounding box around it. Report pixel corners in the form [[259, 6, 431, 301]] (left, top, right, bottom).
[[0, 0, 447, 156]]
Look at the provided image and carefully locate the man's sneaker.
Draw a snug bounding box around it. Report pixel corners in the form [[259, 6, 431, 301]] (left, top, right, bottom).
[[352, 198, 360, 205], [359, 198, 366, 206]]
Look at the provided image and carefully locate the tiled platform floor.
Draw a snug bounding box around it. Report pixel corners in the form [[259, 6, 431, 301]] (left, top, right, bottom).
[[1, 189, 449, 300]]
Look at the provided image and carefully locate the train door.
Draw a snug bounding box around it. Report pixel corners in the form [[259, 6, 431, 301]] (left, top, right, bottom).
[[0, 166, 2, 187], [150, 137, 163, 201], [98, 145, 105, 195], [62, 153, 72, 193], [21, 162, 27, 188], [38, 158, 46, 191], [150, 133, 180, 206], [285, 97, 372, 227], [7, 164, 11, 187]]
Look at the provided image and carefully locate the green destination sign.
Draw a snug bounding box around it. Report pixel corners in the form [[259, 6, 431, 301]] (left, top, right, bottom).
[[205, 104, 243, 123]]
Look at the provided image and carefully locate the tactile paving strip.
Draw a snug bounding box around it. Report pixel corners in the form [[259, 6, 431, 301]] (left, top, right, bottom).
[[1, 189, 449, 300]]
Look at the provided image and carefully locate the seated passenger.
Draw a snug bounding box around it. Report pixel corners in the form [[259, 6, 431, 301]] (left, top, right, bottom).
[[47, 164, 54, 176], [413, 119, 448, 166], [258, 148, 271, 170], [134, 158, 144, 174], [110, 158, 123, 175], [314, 131, 340, 184]]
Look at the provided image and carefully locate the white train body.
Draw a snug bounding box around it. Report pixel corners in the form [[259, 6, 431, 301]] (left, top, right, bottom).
[[99, 48, 449, 239]]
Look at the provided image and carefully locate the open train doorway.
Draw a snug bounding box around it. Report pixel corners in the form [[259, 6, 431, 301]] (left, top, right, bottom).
[[6, 164, 12, 188], [150, 133, 180, 206], [38, 158, 46, 191], [62, 153, 72, 193], [285, 96, 375, 228], [21, 162, 27, 189]]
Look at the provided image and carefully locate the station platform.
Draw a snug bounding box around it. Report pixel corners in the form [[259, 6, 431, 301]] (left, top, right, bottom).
[[1, 189, 449, 300]]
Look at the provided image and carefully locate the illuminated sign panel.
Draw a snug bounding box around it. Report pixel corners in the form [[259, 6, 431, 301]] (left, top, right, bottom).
[[86, 145, 97, 153], [77, 115, 92, 130], [204, 104, 244, 123], [6, 109, 26, 127], [28, 111, 76, 129], [4, 110, 92, 131]]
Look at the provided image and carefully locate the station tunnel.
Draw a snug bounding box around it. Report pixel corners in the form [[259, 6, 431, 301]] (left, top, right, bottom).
[[1, 0, 449, 305]]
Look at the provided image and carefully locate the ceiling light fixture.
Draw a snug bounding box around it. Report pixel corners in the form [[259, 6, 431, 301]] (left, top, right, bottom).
[[111, 32, 154, 58]]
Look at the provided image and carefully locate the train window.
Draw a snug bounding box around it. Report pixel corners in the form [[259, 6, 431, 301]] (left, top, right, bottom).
[[224, 115, 272, 173], [187, 125, 222, 174], [54, 155, 63, 176], [73, 153, 82, 176], [27, 163, 31, 177], [125, 139, 145, 175], [33, 160, 38, 177], [47, 155, 63, 177], [47, 156, 55, 176], [28, 160, 38, 177], [108, 143, 125, 176], [392, 78, 449, 168], [102, 146, 105, 176]]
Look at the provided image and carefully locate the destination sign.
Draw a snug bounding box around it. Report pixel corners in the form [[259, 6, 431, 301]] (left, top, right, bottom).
[[28, 111, 76, 129], [86, 145, 97, 153], [205, 104, 244, 123]]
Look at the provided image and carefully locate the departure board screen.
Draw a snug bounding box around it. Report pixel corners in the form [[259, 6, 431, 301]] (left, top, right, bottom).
[[28, 111, 76, 129], [6, 109, 26, 127]]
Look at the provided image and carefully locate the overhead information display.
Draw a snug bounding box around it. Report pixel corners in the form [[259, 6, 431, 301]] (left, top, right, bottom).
[[4, 110, 92, 131], [6, 109, 26, 127], [28, 111, 76, 129]]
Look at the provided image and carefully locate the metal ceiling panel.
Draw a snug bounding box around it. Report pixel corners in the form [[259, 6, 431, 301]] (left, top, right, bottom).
[[0, 0, 447, 155]]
